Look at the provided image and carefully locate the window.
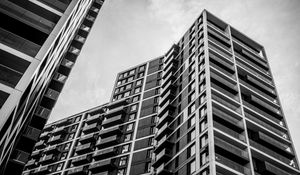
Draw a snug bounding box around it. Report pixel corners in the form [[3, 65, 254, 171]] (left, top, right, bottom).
[[124, 133, 132, 142], [199, 82, 205, 92], [121, 144, 130, 153], [146, 149, 153, 158], [200, 93, 206, 104], [129, 69, 135, 75], [71, 125, 77, 132], [129, 113, 136, 121], [199, 72, 205, 81], [115, 88, 120, 94], [200, 134, 208, 148], [134, 87, 141, 93], [60, 152, 67, 160], [188, 103, 196, 115], [155, 88, 160, 94], [126, 83, 132, 89], [189, 81, 195, 91], [189, 62, 195, 72], [189, 71, 195, 81], [56, 162, 64, 171], [64, 142, 71, 150], [126, 123, 134, 131], [200, 150, 208, 165], [153, 105, 158, 113], [148, 137, 154, 146], [188, 115, 196, 127], [128, 76, 134, 82], [200, 106, 207, 118], [138, 72, 144, 78], [188, 144, 196, 158], [130, 104, 138, 111], [139, 66, 145, 71], [132, 95, 139, 102], [188, 129, 196, 142], [68, 133, 74, 140], [188, 91, 196, 103], [118, 168, 126, 175], [124, 91, 130, 97], [200, 119, 207, 132], [119, 156, 128, 166], [145, 162, 151, 173], [75, 116, 81, 122], [189, 159, 196, 174], [136, 79, 142, 86]]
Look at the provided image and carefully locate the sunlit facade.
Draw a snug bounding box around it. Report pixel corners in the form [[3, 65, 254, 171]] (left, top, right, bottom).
[[22, 10, 299, 175]]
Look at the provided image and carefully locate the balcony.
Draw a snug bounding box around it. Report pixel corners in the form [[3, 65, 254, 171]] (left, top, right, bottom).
[[208, 40, 232, 60], [160, 82, 176, 98], [82, 123, 101, 134], [102, 115, 124, 128], [53, 72, 67, 84], [162, 63, 176, 80], [258, 161, 291, 175], [152, 148, 172, 168], [40, 132, 50, 140], [249, 95, 281, 119], [48, 135, 62, 145], [215, 154, 251, 175], [212, 90, 241, 114], [75, 143, 94, 154], [155, 123, 173, 140], [31, 150, 42, 158], [158, 100, 176, 118], [22, 126, 41, 141], [155, 163, 172, 175], [89, 159, 116, 173], [165, 45, 179, 64], [68, 166, 88, 175], [34, 106, 51, 120], [154, 135, 174, 154], [44, 145, 61, 154], [34, 166, 51, 174], [214, 121, 245, 142], [39, 154, 56, 165], [159, 90, 176, 109], [44, 88, 60, 101], [79, 134, 98, 144], [93, 147, 117, 161], [35, 140, 46, 149], [25, 159, 37, 169], [234, 50, 268, 74], [96, 135, 120, 149], [72, 154, 92, 166], [161, 73, 175, 89], [157, 111, 174, 128], [107, 98, 129, 109], [86, 114, 102, 124], [213, 107, 243, 133], [214, 137, 248, 163], [106, 106, 127, 118], [52, 126, 67, 135], [99, 126, 122, 138]]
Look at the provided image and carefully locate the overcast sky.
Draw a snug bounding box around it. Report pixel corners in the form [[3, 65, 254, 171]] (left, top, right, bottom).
[[50, 0, 300, 156]]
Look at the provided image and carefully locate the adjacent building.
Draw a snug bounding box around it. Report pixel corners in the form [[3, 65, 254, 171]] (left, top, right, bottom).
[[0, 0, 105, 174], [22, 10, 299, 175]]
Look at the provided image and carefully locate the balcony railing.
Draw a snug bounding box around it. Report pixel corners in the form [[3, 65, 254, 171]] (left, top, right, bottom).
[[214, 121, 245, 142], [215, 154, 251, 175]]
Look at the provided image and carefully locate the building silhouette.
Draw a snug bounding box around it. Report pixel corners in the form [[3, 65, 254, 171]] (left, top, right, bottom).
[[0, 0, 105, 174], [22, 10, 299, 175]]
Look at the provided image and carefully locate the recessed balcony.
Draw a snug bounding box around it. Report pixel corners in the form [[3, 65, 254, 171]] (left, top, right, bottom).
[[10, 149, 30, 165], [25, 159, 37, 169], [155, 123, 173, 140], [107, 98, 129, 109], [152, 148, 172, 168], [22, 126, 41, 141], [89, 159, 116, 173], [102, 115, 124, 128], [86, 114, 102, 124], [35, 140, 46, 149], [99, 126, 122, 138], [44, 88, 60, 101], [75, 143, 94, 154], [96, 135, 120, 149], [48, 135, 62, 145], [158, 100, 176, 118], [159, 89, 176, 108], [39, 132, 50, 140], [52, 126, 67, 135], [257, 161, 291, 175], [30, 150, 42, 158], [79, 134, 98, 144], [160, 83, 176, 99], [154, 135, 174, 154], [67, 166, 88, 175], [39, 154, 57, 165], [93, 147, 117, 161], [215, 154, 251, 175], [157, 110, 174, 128], [161, 73, 175, 89], [34, 106, 51, 120], [155, 163, 172, 175], [106, 106, 127, 118], [44, 145, 61, 154], [71, 154, 92, 166], [82, 123, 101, 134], [34, 166, 51, 174]]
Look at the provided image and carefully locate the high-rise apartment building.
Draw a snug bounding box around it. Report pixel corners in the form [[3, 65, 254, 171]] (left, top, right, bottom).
[[0, 0, 105, 174], [22, 10, 299, 175]]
